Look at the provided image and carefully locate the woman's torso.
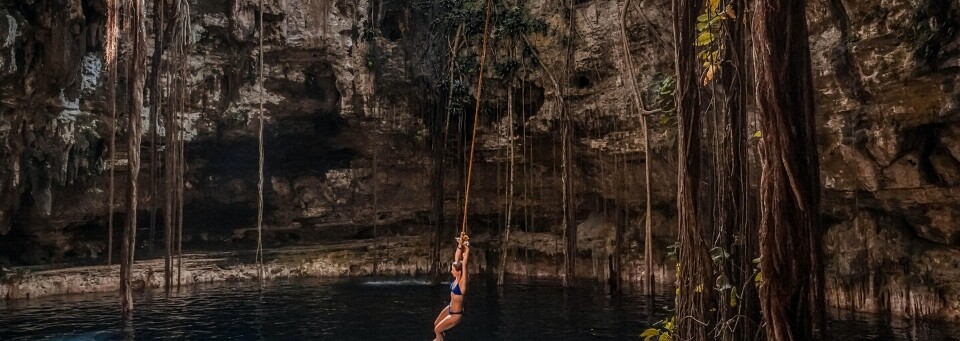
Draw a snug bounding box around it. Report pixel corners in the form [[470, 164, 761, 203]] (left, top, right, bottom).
[[449, 278, 464, 310]]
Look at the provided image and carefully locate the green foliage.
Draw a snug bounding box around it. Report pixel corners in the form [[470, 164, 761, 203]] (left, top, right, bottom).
[[364, 48, 387, 72], [221, 109, 248, 127], [640, 317, 675, 341], [652, 75, 677, 126], [695, 0, 737, 85], [359, 19, 377, 42], [411, 0, 435, 11], [495, 5, 549, 38], [455, 54, 480, 75], [493, 59, 521, 79], [416, 0, 487, 35], [655, 76, 676, 112], [438, 78, 473, 116]]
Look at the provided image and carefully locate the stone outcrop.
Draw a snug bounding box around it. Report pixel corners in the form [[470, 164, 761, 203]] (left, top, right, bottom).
[[1, 238, 441, 300], [0, 0, 958, 320]]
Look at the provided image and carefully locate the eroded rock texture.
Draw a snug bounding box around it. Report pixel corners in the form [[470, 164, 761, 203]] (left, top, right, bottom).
[[0, 0, 958, 319]]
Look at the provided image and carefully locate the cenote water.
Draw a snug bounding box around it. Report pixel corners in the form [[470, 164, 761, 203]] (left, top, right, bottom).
[[0, 276, 957, 340]]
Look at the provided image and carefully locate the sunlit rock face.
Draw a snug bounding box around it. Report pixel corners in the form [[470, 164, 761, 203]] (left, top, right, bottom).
[[810, 0, 960, 320], [0, 0, 958, 319]]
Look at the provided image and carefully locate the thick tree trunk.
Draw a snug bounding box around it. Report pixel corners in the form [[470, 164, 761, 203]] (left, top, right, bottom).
[[120, 0, 146, 319], [672, 0, 715, 339], [751, 0, 827, 339]]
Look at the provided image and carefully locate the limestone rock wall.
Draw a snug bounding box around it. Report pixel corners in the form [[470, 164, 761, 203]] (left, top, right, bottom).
[[810, 0, 960, 320], [0, 0, 958, 319]]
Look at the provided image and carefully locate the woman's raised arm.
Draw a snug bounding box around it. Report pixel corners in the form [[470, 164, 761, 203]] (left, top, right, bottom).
[[460, 241, 470, 290], [454, 232, 467, 262]]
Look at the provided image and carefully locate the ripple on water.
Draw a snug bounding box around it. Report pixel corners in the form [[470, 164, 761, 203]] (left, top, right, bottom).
[[0, 277, 958, 340]]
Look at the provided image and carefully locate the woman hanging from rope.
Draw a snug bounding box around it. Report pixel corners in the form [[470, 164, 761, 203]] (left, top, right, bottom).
[[433, 232, 470, 340]]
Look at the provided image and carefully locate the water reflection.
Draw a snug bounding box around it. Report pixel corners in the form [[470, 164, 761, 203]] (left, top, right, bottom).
[[0, 277, 957, 340], [120, 318, 135, 341]]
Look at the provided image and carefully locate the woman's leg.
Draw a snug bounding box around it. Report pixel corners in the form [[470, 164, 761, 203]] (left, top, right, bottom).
[[433, 314, 462, 340], [434, 307, 450, 327]]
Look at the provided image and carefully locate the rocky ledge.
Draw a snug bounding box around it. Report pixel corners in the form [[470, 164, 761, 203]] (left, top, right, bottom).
[[1, 237, 440, 301], [3, 232, 960, 322]]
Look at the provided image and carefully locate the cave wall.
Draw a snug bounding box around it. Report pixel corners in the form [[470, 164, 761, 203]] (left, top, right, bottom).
[[809, 0, 960, 319], [0, 0, 959, 318]]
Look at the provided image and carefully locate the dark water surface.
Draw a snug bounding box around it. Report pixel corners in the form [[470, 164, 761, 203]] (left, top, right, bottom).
[[0, 276, 957, 340]]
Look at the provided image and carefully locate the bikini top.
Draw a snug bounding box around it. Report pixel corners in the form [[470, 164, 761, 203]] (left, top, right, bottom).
[[450, 280, 463, 296]]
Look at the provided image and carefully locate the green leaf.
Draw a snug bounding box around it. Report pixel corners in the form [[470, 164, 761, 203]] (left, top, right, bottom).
[[707, 50, 720, 63], [708, 0, 721, 12], [730, 287, 739, 307], [641, 329, 660, 338], [697, 13, 710, 23], [659, 333, 673, 341], [753, 131, 762, 138], [696, 31, 714, 46]]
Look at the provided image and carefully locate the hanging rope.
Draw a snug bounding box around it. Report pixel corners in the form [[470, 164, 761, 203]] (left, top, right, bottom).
[[460, 0, 493, 236], [256, 0, 266, 282]]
